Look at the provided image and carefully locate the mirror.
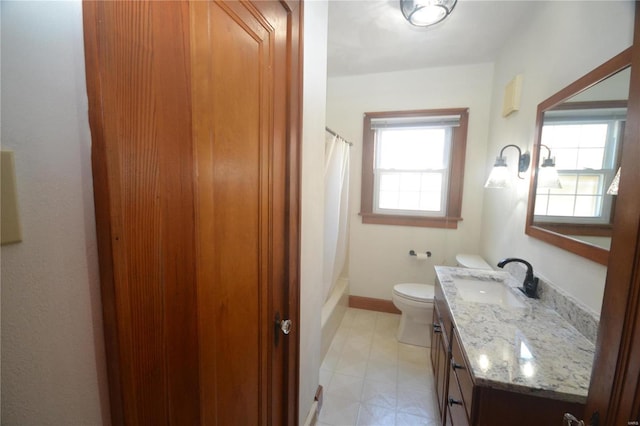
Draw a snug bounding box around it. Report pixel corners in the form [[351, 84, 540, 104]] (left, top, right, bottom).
[[526, 48, 632, 265]]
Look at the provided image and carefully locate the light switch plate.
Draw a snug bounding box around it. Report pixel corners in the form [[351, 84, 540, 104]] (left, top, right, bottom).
[[1, 150, 23, 245]]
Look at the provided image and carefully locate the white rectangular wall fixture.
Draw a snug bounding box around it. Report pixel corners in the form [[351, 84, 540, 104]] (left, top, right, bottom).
[[1, 150, 23, 245], [502, 74, 523, 117]]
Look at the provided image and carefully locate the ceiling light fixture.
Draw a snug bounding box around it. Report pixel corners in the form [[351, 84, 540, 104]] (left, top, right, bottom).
[[484, 144, 530, 189], [537, 144, 562, 189], [400, 0, 457, 27]]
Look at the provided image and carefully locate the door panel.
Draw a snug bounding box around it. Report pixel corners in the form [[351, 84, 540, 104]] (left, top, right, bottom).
[[83, 1, 301, 424], [191, 1, 285, 423]]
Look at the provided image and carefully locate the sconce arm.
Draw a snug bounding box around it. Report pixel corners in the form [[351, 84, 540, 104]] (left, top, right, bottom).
[[498, 144, 531, 179]]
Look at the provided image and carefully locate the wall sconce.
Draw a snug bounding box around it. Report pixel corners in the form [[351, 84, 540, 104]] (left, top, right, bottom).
[[606, 167, 621, 195], [537, 144, 562, 189], [400, 0, 457, 27], [484, 144, 530, 189]]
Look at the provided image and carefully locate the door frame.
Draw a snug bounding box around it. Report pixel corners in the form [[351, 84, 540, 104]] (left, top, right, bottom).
[[585, 2, 640, 424], [283, 0, 303, 424]]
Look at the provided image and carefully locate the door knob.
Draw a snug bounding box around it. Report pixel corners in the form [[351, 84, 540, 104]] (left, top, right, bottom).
[[280, 318, 292, 335], [563, 413, 585, 426], [274, 312, 292, 347]]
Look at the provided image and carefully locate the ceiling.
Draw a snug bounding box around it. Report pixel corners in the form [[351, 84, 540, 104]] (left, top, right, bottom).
[[327, 0, 538, 77]]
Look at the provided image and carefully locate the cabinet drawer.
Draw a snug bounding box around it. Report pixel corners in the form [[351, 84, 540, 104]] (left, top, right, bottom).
[[447, 367, 470, 426], [451, 329, 474, 421]]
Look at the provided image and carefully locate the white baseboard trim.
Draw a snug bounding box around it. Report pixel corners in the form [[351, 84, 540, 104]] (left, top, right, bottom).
[[302, 400, 318, 426]]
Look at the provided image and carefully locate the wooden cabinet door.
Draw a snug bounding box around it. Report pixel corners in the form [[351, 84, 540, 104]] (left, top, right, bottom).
[[434, 330, 449, 424], [83, 1, 301, 424]]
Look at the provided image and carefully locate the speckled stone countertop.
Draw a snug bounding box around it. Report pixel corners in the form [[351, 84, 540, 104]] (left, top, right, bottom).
[[435, 266, 595, 404]]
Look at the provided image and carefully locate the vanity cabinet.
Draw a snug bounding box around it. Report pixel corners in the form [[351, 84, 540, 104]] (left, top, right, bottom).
[[433, 278, 585, 426]]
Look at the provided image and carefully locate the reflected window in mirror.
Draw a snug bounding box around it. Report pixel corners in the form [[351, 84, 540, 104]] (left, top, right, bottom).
[[534, 101, 625, 229]]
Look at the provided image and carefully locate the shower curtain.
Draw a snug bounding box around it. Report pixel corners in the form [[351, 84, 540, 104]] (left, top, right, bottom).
[[323, 131, 350, 303]]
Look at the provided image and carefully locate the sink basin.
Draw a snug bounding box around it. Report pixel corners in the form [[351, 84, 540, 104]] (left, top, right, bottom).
[[452, 276, 526, 309]]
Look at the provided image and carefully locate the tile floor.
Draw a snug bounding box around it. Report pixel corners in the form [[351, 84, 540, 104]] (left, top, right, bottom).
[[318, 308, 440, 426]]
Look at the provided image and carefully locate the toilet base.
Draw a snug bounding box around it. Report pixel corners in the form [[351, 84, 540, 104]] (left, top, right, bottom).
[[396, 312, 432, 347]]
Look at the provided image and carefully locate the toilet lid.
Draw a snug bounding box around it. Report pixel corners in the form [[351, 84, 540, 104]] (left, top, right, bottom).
[[393, 283, 434, 302], [455, 254, 492, 270]]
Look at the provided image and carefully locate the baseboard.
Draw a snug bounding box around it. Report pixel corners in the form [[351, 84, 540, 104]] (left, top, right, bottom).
[[315, 384, 323, 412], [349, 295, 401, 314], [303, 385, 323, 426]]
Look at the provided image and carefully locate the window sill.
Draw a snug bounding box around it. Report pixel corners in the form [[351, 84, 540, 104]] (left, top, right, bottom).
[[359, 212, 462, 229]]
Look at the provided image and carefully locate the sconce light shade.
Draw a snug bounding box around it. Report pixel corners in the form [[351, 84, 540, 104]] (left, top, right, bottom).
[[537, 146, 562, 189], [484, 144, 530, 189], [484, 159, 511, 189], [400, 0, 457, 27], [537, 164, 562, 189], [607, 167, 621, 195]]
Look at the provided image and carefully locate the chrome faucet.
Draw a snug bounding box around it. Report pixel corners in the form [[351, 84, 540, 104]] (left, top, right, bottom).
[[497, 258, 539, 299]]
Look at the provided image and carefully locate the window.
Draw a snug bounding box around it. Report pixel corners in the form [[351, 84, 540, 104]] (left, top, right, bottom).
[[360, 108, 469, 228], [535, 104, 624, 228]]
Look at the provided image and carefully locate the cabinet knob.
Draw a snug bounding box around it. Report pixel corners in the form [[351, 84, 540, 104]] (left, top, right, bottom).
[[452, 360, 465, 370], [433, 323, 441, 333], [448, 397, 463, 406]]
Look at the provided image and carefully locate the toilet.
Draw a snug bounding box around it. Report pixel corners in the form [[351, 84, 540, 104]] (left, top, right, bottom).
[[392, 283, 435, 347], [392, 254, 492, 347]]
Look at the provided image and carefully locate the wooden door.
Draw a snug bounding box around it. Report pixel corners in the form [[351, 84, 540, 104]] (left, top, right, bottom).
[[82, 1, 301, 424], [583, 2, 640, 425]]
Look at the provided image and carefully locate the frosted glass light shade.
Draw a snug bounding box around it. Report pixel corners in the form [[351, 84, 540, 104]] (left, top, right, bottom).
[[484, 165, 511, 188], [537, 165, 562, 189], [607, 167, 621, 195], [400, 0, 457, 27]]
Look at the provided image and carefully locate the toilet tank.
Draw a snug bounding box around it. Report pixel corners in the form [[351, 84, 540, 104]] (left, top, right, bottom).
[[455, 254, 492, 270]]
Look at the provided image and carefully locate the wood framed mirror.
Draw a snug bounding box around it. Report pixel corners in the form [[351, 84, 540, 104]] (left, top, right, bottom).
[[526, 47, 632, 266]]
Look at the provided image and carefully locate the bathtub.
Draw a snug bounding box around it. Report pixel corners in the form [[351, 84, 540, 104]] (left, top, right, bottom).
[[320, 277, 349, 361]]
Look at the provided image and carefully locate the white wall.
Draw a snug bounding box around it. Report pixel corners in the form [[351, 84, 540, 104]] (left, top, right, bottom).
[[481, 1, 635, 314], [299, 1, 328, 423], [326, 63, 494, 300], [1, 2, 110, 425]]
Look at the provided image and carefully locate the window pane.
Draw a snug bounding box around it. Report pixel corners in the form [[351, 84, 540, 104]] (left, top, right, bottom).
[[578, 124, 608, 147], [549, 175, 577, 195], [574, 196, 601, 217], [547, 195, 576, 216], [534, 194, 549, 215], [541, 125, 579, 148], [576, 148, 605, 169], [378, 128, 446, 170], [554, 149, 579, 169], [419, 191, 441, 211], [379, 173, 400, 191], [398, 192, 420, 210], [421, 173, 442, 191], [576, 175, 601, 195], [376, 171, 445, 215], [378, 191, 399, 209], [399, 173, 421, 192]]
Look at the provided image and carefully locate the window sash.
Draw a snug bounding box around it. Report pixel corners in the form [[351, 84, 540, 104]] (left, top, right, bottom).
[[372, 126, 452, 217], [535, 170, 615, 224]]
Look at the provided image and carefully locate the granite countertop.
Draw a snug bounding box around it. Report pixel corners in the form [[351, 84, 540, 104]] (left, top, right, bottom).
[[435, 266, 595, 404]]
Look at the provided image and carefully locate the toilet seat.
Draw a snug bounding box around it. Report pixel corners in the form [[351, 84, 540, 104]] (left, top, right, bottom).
[[393, 283, 434, 303]]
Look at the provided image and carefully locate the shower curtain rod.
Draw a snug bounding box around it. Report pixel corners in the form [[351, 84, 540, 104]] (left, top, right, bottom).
[[325, 126, 353, 146]]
